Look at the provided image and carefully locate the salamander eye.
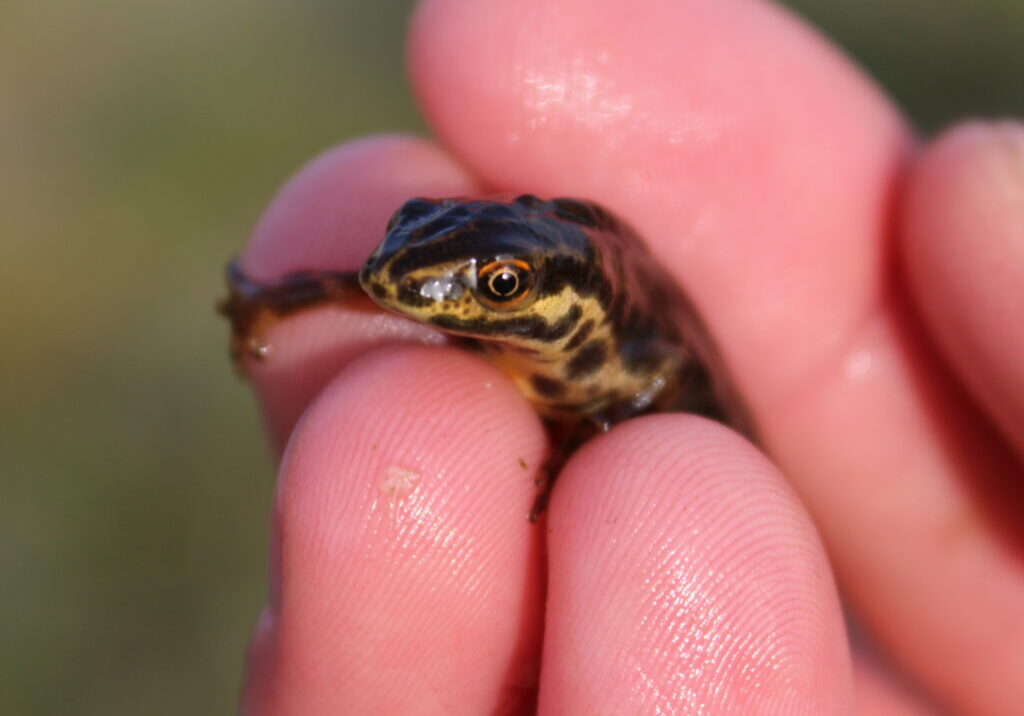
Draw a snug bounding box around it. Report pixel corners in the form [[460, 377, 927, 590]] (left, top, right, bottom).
[[476, 259, 534, 309]]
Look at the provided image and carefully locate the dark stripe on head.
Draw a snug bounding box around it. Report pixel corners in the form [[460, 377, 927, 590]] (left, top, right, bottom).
[[537, 253, 604, 300], [388, 197, 446, 228], [564, 319, 595, 351], [397, 282, 436, 308], [430, 305, 580, 342], [560, 304, 583, 329], [386, 227, 480, 279], [565, 339, 607, 379]]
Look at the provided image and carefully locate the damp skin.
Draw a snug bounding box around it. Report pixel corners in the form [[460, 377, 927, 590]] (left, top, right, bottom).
[[220, 195, 753, 518]]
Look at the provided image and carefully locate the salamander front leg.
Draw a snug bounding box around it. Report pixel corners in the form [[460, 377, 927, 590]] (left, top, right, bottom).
[[217, 259, 370, 372], [528, 415, 611, 522]]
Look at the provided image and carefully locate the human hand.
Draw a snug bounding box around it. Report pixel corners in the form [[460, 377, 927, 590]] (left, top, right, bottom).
[[235, 1, 1024, 713]]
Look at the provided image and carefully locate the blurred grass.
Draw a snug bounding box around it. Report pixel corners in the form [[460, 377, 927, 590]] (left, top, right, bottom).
[[0, 0, 1021, 713]]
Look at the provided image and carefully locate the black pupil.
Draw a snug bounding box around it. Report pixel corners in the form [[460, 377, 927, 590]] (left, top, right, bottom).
[[489, 270, 519, 297]]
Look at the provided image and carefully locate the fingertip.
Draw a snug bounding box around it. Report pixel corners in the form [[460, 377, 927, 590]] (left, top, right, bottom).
[[244, 134, 478, 275], [245, 345, 547, 712], [275, 345, 546, 535], [409, 0, 910, 413], [229, 134, 481, 446], [902, 119, 1024, 454], [540, 415, 850, 714], [549, 416, 772, 527]]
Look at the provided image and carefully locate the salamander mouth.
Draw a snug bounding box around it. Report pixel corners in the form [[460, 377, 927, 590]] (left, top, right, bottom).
[[395, 278, 437, 308]]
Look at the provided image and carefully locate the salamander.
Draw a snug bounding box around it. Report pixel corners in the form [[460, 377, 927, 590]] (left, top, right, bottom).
[[220, 195, 753, 519]]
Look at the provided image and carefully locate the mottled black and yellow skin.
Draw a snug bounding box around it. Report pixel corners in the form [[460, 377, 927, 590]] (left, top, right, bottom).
[[221, 195, 751, 518]]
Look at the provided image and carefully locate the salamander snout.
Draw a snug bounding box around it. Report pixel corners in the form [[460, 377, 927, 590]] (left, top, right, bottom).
[[357, 257, 390, 302]]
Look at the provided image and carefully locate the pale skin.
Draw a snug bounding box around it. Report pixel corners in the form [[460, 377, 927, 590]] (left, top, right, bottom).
[[236, 1, 1024, 714]]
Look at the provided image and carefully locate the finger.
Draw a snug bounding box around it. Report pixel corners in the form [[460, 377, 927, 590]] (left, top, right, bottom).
[[539, 416, 850, 714], [237, 134, 481, 448], [236, 136, 549, 711], [409, 2, 1024, 712], [242, 346, 547, 715], [410, 0, 908, 378], [903, 121, 1024, 456]]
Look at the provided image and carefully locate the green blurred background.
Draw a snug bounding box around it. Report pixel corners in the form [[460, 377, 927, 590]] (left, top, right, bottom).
[[2, 1, 1021, 713]]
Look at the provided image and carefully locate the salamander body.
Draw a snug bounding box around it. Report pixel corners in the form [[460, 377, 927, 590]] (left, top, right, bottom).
[[221, 195, 751, 517]]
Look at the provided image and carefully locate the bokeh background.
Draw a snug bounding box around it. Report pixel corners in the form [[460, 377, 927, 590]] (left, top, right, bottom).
[[2, 0, 1021, 713]]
